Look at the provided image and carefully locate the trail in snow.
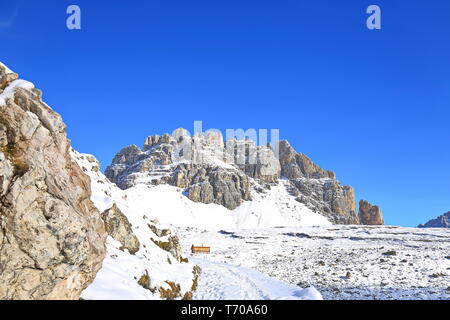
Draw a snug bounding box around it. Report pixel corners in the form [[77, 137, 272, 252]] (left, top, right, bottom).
[[191, 258, 322, 300]]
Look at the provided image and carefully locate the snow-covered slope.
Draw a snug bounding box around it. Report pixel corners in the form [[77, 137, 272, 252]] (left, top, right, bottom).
[[233, 180, 330, 228], [83, 175, 330, 231], [71, 150, 198, 300]]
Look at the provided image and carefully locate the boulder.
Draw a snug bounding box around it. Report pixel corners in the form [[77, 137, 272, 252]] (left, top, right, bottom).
[[101, 204, 140, 254]]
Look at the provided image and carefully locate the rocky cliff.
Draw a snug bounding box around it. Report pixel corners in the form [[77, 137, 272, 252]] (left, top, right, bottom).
[[358, 200, 384, 225], [0, 63, 107, 299], [418, 211, 450, 228], [105, 129, 376, 225]]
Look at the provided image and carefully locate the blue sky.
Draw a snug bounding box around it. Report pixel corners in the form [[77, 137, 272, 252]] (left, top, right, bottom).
[[1, 0, 449, 226]]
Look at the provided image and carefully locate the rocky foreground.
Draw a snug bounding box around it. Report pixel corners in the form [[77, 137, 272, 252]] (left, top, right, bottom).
[[177, 225, 450, 300], [0, 63, 106, 299]]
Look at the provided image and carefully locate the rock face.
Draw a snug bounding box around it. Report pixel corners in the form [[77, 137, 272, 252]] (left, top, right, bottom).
[[105, 132, 255, 210], [278, 140, 335, 180], [358, 200, 384, 225], [418, 212, 450, 228], [279, 140, 359, 225], [105, 128, 375, 225], [101, 204, 140, 254], [0, 63, 106, 300]]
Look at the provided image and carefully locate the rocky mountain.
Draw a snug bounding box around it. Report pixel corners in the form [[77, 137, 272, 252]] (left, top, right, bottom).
[[105, 130, 381, 226], [0, 62, 106, 299], [418, 212, 450, 228]]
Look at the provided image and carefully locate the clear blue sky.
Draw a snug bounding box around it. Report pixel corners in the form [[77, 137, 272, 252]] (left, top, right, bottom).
[[1, 0, 449, 227]]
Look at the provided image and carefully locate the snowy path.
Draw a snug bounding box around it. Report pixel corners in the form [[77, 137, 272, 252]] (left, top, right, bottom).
[[191, 258, 322, 300]]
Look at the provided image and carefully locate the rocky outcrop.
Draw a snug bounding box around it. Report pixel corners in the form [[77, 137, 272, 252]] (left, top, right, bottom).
[[172, 164, 252, 210], [0, 63, 106, 300], [278, 140, 336, 180], [101, 204, 140, 254], [278, 140, 358, 225], [293, 179, 359, 224], [358, 200, 384, 225], [418, 212, 450, 228], [149, 223, 183, 262]]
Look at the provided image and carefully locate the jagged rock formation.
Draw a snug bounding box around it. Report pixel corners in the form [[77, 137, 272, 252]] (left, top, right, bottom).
[[101, 204, 140, 254], [279, 141, 359, 224], [418, 212, 450, 228], [105, 131, 254, 210], [358, 200, 384, 225], [105, 128, 373, 225], [0, 63, 106, 299]]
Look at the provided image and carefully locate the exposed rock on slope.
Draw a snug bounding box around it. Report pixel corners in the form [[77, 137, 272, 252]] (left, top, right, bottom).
[[358, 200, 384, 225], [0, 62, 106, 300], [101, 204, 140, 254], [418, 212, 450, 228], [106, 129, 367, 225]]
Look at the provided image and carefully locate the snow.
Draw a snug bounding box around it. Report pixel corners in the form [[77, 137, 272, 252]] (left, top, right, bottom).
[[0, 62, 35, 107], [0, 62, 14, 74], [71, 150, 197, 300], [233, 181, 331, 228], [92, 178, 330, 231], [71, 150, 324, 300], [177, 225, 450, 300], [0, 79, 35, 107], [192, 258, 322, 300], [69, 149, 449, 301]]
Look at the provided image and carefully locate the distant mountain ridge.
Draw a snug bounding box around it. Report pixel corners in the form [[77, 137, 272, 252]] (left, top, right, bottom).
[[418, 212, 450, 228]]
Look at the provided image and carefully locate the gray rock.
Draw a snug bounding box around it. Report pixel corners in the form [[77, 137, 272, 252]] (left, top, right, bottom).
[[101, 204, 140, 254], [291, 178, 359, 225], [150, 225, 183, 263], [106, 129, 253, 210], [278, 140, 336, 179]]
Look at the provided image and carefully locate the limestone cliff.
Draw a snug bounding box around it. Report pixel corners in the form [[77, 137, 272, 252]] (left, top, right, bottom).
[[0, 63, 106, 300], [358, 200, 384, 225]]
